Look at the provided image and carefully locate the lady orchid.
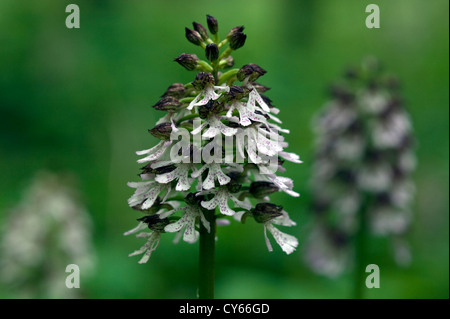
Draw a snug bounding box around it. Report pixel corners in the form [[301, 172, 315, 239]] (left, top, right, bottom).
[[305, 58, 416, 297], [124, 15, 302, 298]]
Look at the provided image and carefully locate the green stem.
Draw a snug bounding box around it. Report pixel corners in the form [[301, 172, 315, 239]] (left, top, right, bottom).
[[354, 194, 372, 299], [213, 33, 219, 44], [179, 97, 195, 103], [212, 60, 219, 85], [198, 209, 216, 299], [196, 60, 214, 72], [176, 113, 199, 125], [217, 69, 239, 85], [218, 38, 228, 49], [219, 47, 233, 60]]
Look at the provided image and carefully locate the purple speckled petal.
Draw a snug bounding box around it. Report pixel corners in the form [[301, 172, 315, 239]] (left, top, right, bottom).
[[137, 141, 172, 163], [265, 223, 298, 255], [229, 194, 252, 210], [155, 169, 177, 184], [200, 197, 218, 210], [217, 189, 235, 216], [183, 211, 198, 243], [191, 121, 208, 135], [141, 184, 164, 209], [202, 166, 216, 190], [136, 141, 164, 156], [164, 213, 190, 233], [279, 151, 303, 163], [187, 92, 202, 110], [250, 89, 270, 112]]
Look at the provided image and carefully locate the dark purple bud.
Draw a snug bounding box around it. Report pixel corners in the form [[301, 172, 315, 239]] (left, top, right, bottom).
[[137, 214, 170, 232], [184, 192, 205, 206], [226, 176, 242, 193], [193, 22, 209, 40], [153, 96, 181, 112], [132, 196, 160, 212], [174, 53, 199, 71], [206, 14, 218, 34], [226, 85, 246, 100], [226, 26, 244, 39], [251, 203, 283, 224], [149, 122, 172, 140], [205, 43, 219, 61], [142, 163, 176, 175], [237, 63, 267, 82], [162, 83, 186, 99], [185, 27, 203, 46], [198, 101, 214, 119], [229, 31, 247, 50], [198, 100, 225, 119], [249, 181, 279, 198], [192, 72, 215, 90]]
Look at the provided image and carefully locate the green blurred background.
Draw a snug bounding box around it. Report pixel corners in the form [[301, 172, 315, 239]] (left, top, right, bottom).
[[0, 0, 448, 299]]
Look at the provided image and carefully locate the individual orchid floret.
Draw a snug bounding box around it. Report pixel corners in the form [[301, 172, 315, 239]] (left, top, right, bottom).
[[237, 64, 271, 113], [152, 161, 194, 191], [243, 203, 298, 254], [191, 162, 231, 190], [246, 83, 271, 113], [252, 170, 300, 198], [225, 86, 267, 126], [199, 186, 251, 216], [227, 100, 267, 126], [234, 125, 283, 166], [164, 194, 211, 244], [188, 72, 230, 110], [191, 103, 238, 138], [127, 181, 170, 210], [136, 140, 173, 164], [278, 151, 303, 164], [237, 63, 267, 83], [125, 215, 171, 264]]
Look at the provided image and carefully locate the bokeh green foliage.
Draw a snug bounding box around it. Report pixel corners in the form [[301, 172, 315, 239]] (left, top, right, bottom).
[[0, 0, 448, 298]]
